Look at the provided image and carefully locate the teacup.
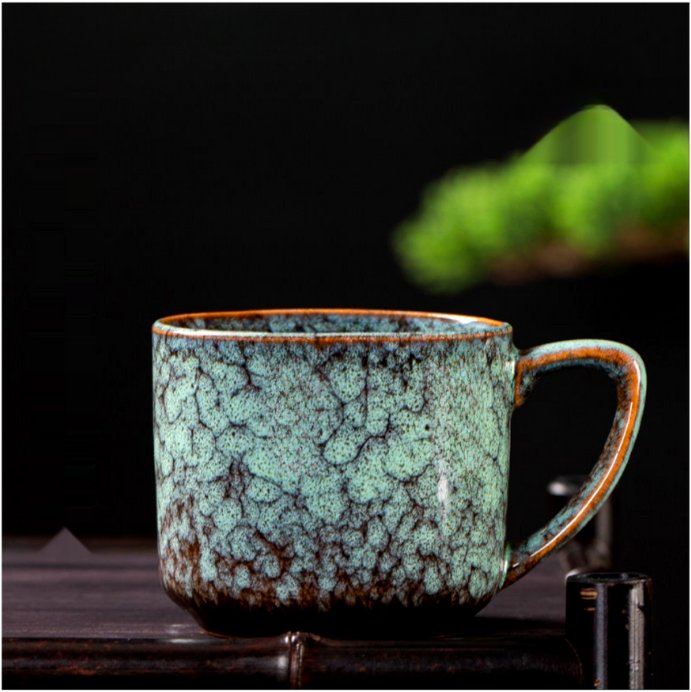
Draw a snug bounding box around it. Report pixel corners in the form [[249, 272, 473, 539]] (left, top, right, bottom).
[[152, 309, 645, 637]]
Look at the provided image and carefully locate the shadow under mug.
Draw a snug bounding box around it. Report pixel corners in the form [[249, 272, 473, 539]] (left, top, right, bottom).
[[152, 309, 646, 638]]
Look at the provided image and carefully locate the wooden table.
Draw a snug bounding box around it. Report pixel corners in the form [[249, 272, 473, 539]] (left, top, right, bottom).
[[3, 536, 581, 689]]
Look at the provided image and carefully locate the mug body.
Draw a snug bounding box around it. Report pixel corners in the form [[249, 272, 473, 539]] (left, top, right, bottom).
[[152, 310, 516, 637]]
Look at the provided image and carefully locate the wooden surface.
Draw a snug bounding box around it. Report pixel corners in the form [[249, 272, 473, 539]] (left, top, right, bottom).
[[2, 535, 582, 689]]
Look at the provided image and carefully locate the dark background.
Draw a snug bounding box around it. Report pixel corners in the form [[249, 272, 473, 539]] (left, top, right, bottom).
[[3, 4, 688, 687]]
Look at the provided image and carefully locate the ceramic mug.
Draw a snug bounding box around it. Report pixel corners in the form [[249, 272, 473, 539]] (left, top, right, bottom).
[[152, 309, 645, 637]]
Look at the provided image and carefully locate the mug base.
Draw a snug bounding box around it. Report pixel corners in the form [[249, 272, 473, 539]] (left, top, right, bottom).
[[175, 595, 491, 640]]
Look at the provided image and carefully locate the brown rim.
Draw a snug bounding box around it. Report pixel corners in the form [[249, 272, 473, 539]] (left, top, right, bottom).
[[152, 308, 513, 342]]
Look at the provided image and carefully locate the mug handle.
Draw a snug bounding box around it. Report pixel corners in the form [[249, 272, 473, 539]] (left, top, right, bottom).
[[501, 339, 646, 588]]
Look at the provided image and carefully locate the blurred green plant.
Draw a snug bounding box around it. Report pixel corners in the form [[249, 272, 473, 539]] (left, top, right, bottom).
[[393, 106, 689, 293]]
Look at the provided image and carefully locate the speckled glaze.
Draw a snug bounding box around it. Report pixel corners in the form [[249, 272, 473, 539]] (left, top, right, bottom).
[[152, 309, 645, 637]]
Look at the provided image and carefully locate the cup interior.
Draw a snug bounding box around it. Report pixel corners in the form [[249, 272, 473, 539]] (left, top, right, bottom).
[[154, 309, 510, 337]]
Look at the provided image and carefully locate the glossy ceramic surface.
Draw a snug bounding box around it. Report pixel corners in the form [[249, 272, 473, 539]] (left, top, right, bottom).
[[152, 309, 645, 637]]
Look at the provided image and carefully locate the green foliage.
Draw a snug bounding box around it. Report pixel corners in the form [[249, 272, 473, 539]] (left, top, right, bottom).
[[393, 111, 689, 294]]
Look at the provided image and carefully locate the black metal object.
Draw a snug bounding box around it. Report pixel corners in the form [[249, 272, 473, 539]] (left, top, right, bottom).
[[547, 475, 619, 573], [566, 572, 653, 689]]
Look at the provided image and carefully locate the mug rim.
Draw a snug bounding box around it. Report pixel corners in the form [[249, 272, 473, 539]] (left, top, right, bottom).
[[152, 308, 513, 342]]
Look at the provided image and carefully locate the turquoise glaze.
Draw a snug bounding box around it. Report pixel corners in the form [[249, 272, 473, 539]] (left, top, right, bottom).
[[152, 310, 645, 637]]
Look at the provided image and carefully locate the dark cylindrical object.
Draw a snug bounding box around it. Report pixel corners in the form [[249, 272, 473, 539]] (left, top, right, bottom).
[[2, 633, 582, 690], [566, 572, 653, 689], [297, 633, 581, 689]]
